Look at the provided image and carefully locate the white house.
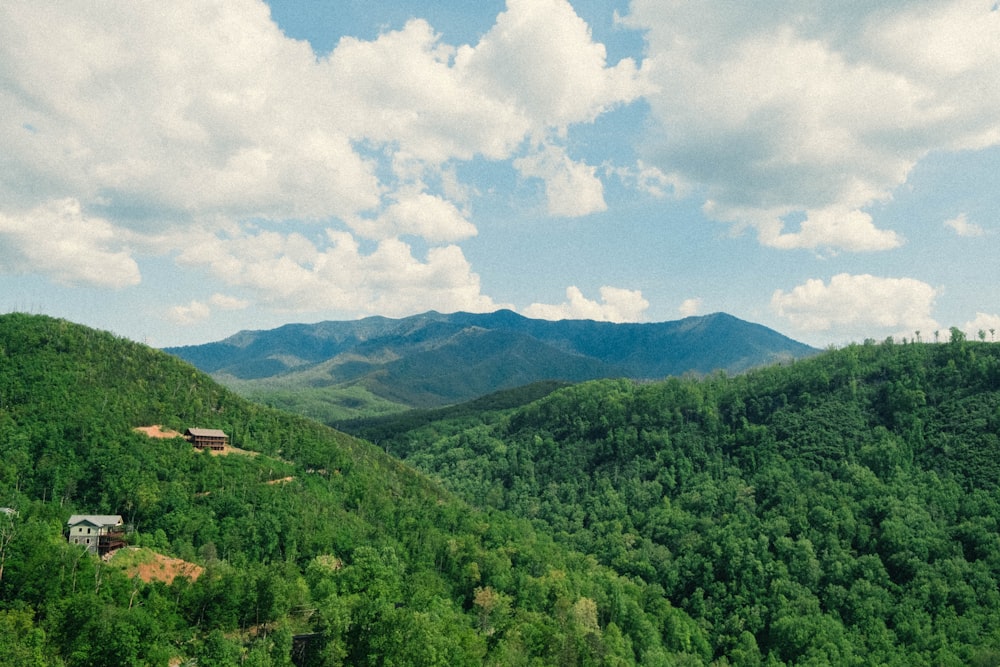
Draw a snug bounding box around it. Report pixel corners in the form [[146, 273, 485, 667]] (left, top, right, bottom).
[[67, 514, 125, 555]]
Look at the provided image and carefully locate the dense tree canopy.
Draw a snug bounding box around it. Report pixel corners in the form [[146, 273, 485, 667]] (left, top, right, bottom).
[[8, 313, 1000, 664], [371, 336, 1000, 664], [0, 314, 699, 665]]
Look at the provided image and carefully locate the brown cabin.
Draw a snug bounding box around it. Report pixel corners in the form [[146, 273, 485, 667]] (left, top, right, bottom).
[[185, 428, 228, 451]]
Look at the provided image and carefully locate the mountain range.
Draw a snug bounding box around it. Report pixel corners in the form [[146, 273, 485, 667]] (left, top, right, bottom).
[[165, 310, 817, 418]]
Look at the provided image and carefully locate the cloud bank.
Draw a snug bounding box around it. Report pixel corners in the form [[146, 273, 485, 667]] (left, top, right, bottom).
[[625, 0, 1000, 252], [2, 0, 997, 342], [0, 199, 140, 288], [0, 0, 646, 322], [964, 313, 1000, 341], [525, 286, 649, 322], [771, 273, 940, 336]]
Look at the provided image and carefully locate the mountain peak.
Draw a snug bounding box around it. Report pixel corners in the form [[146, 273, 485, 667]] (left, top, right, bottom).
[[165, 311, 816, 418]]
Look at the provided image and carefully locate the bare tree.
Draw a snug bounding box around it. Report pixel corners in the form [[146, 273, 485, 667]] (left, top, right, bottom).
[[0, 509, 17, 583]]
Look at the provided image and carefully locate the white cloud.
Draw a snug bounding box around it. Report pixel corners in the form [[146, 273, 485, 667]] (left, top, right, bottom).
[[458, 0, 648, 130], [323, 0, 647, 164], [0, 0, 645, 313], [324, 18, 526, 165], [167, 293, 249, 326], [610, 160, 686, 199], [524, 285, 649, 322], [944, 213, 986, 237], [209, 293, 250, 311], [351, 191, 478, 243], [963, 313, 1000, 341], [0, 199, 140, 288], [0, 1, 379, 222], [168, 300, 212, 326], [771, 273, 939, 334], [328, 0, 646, 214], [625, 1, 1000, 251], [175, 227, 505, 317], [679, 298, 703, 317], [514, 144, 607, 217], [751, 206, 904, 252]]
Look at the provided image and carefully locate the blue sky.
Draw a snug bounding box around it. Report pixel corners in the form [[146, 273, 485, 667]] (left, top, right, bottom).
[[2, 1, 999, 348]]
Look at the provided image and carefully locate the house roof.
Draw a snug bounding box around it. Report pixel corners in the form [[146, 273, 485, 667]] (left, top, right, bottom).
[[67, 514, 123, 528], [185, 428, 228, 438]]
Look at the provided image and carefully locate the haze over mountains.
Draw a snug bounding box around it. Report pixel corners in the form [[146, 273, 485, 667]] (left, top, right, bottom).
[[165, 310, 817, 416]]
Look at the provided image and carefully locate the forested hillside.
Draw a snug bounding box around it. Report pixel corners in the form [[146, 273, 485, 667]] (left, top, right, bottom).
[[366, 330, 1000, 665], [11, 313, 1000, 665], [0, 314, 706, 666]]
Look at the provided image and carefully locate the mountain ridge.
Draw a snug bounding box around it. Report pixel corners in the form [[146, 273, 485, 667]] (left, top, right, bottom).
[[165, 309, 818, 417]]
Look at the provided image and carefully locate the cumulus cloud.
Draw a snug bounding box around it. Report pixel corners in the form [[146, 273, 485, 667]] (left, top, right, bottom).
[[679, 298, 703, 317], [458, 0, 648, 129], [0, 0, 646, 315], [0, 199, 140, 288], [514, 144, 607, 217], [351, 191, 478, 243], [323, 0, 646, 166], [175, 227, 505, 316], [524, 286, 649, 322], [963, 313, 1000, 341], [0, 1, 379, 222], [944, 213, 986, 237], [167, 293, 249, 325], [625, 1, 1000, 251], [771, 273, 940, 335], [746, 206, 904, 252], [325, 18, 525, 165], [610, 161, 686, 199], [209, 293, 250, 311], [168, 300, 212, 326]]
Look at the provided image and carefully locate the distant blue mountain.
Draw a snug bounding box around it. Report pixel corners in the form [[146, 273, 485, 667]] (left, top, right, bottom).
[[165, 310, 818, 409]]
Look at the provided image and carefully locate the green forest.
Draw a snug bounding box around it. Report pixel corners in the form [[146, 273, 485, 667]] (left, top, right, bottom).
[[351, 329, 1000, 665], [0, 314, 701, 666], [4, 313, 1000, 665]]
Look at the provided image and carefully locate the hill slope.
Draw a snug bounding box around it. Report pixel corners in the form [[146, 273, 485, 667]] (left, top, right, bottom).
[[360, 336, 1000, 664], [0, 313, 705, 665], [165, 309, 817, 419]]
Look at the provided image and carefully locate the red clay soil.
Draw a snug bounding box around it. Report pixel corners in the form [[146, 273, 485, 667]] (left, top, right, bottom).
[[120, 549, 204, 585], [208, 444, 257, 457], [134, 425, 256, 457], [266, 476, 295, 485], [133, 425, 183, 439]]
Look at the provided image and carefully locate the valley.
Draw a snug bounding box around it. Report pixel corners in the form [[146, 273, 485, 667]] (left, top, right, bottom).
[[3, 314, 1000, 664]]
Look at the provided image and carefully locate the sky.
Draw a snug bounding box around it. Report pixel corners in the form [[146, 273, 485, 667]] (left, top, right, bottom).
[[2, 1, 999, 348]]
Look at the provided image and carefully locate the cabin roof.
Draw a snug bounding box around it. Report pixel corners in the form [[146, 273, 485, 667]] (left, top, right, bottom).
[[185, 428, 228, 438], [67, 514, 123, 528]]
